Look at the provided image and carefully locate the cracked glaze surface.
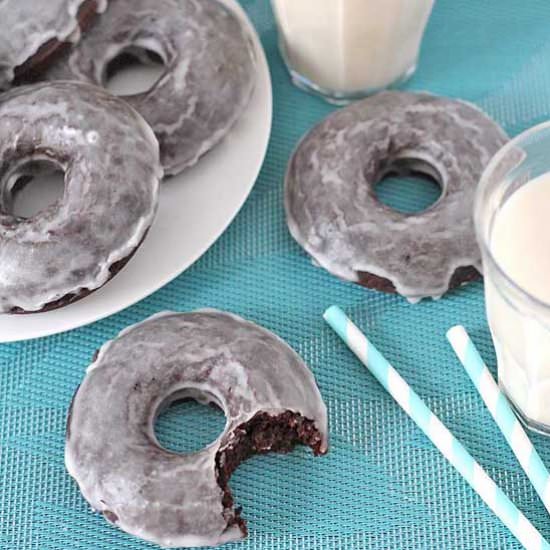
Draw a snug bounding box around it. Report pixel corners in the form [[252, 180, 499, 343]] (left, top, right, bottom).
[[285, 92, 508, 301], [66, 310, 328, 548], [0, 0, 107, 89], [46, 0, 256, 176], [0, 81, 162, 313]]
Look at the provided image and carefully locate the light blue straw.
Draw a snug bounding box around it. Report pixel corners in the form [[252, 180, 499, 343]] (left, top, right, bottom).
[[324, 306, 550, 550], [447, 325, 550, 516]]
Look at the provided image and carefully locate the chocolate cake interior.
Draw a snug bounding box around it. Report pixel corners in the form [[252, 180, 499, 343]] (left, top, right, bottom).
[[215, 410, 326, 536]]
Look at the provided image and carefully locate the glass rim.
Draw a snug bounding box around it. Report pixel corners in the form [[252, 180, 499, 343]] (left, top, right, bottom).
[[475, 119, 550, 311]]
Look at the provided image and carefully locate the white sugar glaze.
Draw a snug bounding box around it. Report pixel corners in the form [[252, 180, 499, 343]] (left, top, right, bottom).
[[0, 0, 107, 89], [66, 310, 328, 548], [46, 0, 256, 176], [285, 92, 508, 301], [0, 81, 162, 313]]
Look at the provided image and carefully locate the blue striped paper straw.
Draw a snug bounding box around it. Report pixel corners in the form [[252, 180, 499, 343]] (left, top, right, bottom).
[[324, 306, 550, 550], [447, 325, 550, 515]]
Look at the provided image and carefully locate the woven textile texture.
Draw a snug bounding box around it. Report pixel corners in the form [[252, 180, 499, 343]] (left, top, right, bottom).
[[3, 1, 550, 548]]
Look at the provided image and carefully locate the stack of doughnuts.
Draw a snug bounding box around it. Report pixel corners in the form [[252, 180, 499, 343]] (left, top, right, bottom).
[[0, 0, 256, 313]]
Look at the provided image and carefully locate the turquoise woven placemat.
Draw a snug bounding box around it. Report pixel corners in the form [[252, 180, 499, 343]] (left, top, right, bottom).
[[3, 1, 550, 548]]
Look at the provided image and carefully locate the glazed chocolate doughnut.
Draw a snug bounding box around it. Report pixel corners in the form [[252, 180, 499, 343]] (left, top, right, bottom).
[[285, 91, 508, 302], [0, 0, 108, 89], [66, 310, 328, 548], [0, 81, 162, 314], [44, 0, 257, 176]]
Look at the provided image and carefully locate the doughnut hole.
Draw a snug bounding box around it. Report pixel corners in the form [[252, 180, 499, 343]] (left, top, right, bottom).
[[105, 46, 167, 96], [1, 159, 66, 219], [154, 389, 227, 454], [374, 157, 443, 214]]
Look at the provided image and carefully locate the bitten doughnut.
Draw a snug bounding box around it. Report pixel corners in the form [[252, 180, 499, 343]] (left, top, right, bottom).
[[66, 310, 328, 548], [45, 0, 257, 176], [0, 0, 107, 89], [0, 81, 162, 314], [285, 91, 508, 302]]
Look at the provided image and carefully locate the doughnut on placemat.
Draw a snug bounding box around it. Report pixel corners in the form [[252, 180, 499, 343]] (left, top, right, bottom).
[[2, 1, 550, 549]]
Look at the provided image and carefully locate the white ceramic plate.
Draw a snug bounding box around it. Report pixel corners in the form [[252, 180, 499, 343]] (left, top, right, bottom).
[[0, 1, 272, 343]]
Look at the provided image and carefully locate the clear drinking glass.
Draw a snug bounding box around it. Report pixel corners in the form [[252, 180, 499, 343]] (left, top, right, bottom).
[[475, 122, 550, 435], [270, 0, 434, 104]]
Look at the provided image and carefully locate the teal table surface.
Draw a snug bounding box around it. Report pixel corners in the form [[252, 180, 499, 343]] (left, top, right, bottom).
[[3, 1, 550, 548]]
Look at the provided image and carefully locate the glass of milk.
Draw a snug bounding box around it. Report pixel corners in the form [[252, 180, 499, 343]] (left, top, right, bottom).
[[270, 0, 434, 103], [475, 122, 550, 435]]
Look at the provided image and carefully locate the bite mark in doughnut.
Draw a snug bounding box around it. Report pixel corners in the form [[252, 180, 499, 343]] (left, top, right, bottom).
[[66, 310, 328, 548], [43, 0, 257, 176], [285, 91, 509, 302], [0, 81, 162, 314]]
